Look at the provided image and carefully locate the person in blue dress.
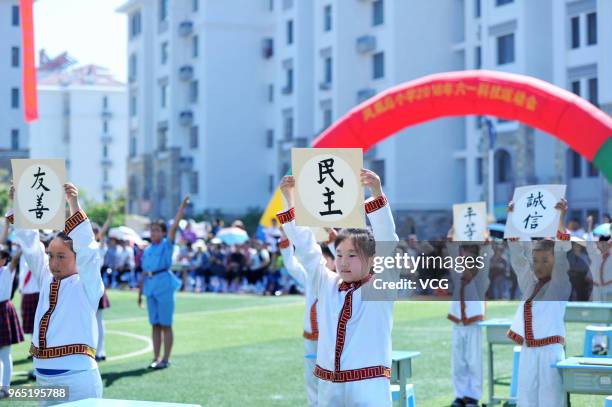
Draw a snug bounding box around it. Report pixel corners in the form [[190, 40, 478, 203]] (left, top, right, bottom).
[[138, 196, 189, 369]]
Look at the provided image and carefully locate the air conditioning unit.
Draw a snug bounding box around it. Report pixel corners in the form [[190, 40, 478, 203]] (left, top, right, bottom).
[[356, 35, 376, 54], [179, 21, 194, 37]]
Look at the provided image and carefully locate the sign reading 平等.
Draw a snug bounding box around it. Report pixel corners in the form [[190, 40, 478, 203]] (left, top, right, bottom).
[[504, 184, 567, 239], [292, 148, 365, 228], [453, 202, 487, 241], [11, 159, 66, 230]]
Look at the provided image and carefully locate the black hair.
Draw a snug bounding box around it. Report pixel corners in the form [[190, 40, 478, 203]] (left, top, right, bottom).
[[150, 220, 168, 234], [334, 228, 376, 261], [320, 243, 335, 260], [0, 249, 10, 262], [54, 232, 76, 254]]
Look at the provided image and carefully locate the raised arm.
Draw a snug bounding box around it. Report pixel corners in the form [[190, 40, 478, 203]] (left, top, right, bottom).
[[7, 184, 51, 286], [169, 196, 190, 243], [506, 201, 535, 295], [64, 183, 103, 309], [279, 238, 307, 287], [549, 199, 571, 300], [362, 169, 398, 244]]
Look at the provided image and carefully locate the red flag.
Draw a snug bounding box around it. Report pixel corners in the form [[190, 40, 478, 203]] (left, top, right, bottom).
[[20, 0, 38, 122]]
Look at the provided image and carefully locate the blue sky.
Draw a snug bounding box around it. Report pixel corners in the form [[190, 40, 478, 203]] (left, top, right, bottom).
[[34, 0, 127, 81]]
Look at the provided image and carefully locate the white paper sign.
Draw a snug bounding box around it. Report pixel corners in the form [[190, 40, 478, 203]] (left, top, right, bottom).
[[453, 202, 487, 241], [504, 184, 567, 239], [12, 159, 66, 230], [292, 148, 365, 228]]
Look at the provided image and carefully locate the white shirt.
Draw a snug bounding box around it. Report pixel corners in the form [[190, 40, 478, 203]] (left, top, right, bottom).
[[0, 265, 16, 302], [507, 238, 571, 346], [280, 242, 318, 338], [282, 198, 399, 378], [19, 255, 40, 294], [15, 212, 103, 370], [585, 234, 612, 300], [447, 242, 492, 324]]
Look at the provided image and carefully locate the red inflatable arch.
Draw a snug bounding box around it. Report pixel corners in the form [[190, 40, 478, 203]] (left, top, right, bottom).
[[312, 70, 612, 181]]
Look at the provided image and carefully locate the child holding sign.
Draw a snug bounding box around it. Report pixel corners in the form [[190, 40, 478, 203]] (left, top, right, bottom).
[[506, 198, 571, 407], [11, 183, 105, 402], [446, 228, 491, 407], [0, 247, 24, 399], [278, 169, 398, 406], [279, 228, 336, 406]]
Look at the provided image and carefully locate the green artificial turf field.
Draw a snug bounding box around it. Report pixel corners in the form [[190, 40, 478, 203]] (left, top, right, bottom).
[[5, 291, 604, 406]]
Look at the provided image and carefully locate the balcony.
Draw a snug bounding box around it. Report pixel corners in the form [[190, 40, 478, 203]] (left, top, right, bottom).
[[319, 81, 331, 91], [281, 85, 293, 95], [356, 35, 376, 54], [101, 134, 113, 144], [102, 182, 113, 191], [356, 88, 376, 103], [101, 158, 113, 167], [179, 65, 194, 81], [262, 38, 274, 59], [179, 110, 194, 126], [178, 21, 194, 37], [101, 108, 112, 119]]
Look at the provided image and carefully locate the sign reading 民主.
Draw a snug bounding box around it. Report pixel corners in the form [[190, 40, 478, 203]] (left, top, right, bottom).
[[292, 148, 365, 228], [12, 159, 66, 230]]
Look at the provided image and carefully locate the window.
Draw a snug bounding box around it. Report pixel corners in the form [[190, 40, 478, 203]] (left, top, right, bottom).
[[323, 108, 332, 129], [268, 175, 274, 193], [11, 46, 19, 67], [371, 159, 385, 186], [372, 0, 384, 26], [11, 129, 19, 150], [11, 88, 19, 108], [268, 84, 274, 102], [192, 0, 199, 12], [103, 145, 109, 158], [570, 150, 581, 178], [285, 67, 293, 93], [475, 46, 481, 69], [268, 0, 274, 12], [160, 84, 167, 108], [324, 57, 332, 84], [475, 115, 483, 129], [11, 6, 19, 26], [103, 169, 109, 183], [373, 52, 384, 79], [190, 126, 199, 148], [129, 133, 137, 157], [129, 53, 137, 82], [157, 128, 168, 151], [570, 16, 580, 49], [190, 172, 199, 194], [476, 157, 483, 185], [266, 129, 274, 148], [161, 42, 168, 64], [286, 20, 293, 45], [496, 33, 514, 65], [495, 150, 512, 183], [103, 96, 109, 109], [130, 11, 141, 38], [159, 0, 168, 22], [587, 161, 598, 177], [570, 80, 580, 96], [103, 120, 109, 133], [496, 0, 513, 5], [588, 77, 598, 106], [283, 109, 293, 140], [474, 0, 481, 18], [324, 5, 332, 31], [130, 94, 137, 117], [192, 35, 199, 58], [190, 80, 198, 103], [587, 12, 597, 45]]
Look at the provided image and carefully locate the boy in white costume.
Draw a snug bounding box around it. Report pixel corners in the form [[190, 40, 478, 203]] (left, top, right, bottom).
[[279, 231, 336, 407], [506, 199, 571, 407], [11, 183, 104, 404], [446, 232, 492, 407], [278, 169, 398, 407]]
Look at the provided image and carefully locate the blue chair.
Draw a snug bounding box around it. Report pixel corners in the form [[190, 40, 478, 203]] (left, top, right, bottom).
[[584, 326, 612, 358], [509, 346, 521, 399], [604, 395, 612, 406], [391, 383, 415, 407]]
